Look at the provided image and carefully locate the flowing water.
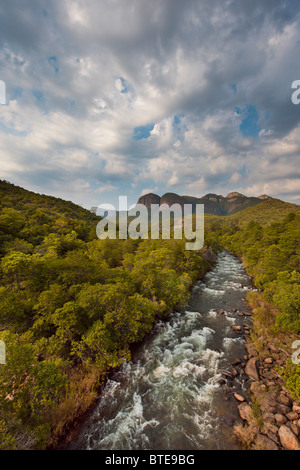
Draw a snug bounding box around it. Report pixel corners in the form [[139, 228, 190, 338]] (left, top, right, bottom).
[[67, 251, 256, 450]]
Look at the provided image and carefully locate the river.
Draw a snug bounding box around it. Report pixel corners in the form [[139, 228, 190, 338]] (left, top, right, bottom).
[[67, 251, 255, 450]]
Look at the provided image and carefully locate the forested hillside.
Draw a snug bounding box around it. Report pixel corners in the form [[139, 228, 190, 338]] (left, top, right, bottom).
[[206, 206, 300, 402], [0, 181, 210, 449], [0, 181, 299, 449]]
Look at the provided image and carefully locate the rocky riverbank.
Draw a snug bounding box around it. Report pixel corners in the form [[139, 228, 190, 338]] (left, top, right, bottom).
[[223, 293, 300, 450]]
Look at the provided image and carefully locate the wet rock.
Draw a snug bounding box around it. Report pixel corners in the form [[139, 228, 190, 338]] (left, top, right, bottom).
[[278, 425, 300, 450], [245, 357, 260, 381], [223, 415, 236, 427], [231, 325, 242, 333], [231, 358, 241, 366], [221, 371, 234, 380], [234, 393, 245, 402], [216, 378, 226, 386], [238, 402, 252, 421]]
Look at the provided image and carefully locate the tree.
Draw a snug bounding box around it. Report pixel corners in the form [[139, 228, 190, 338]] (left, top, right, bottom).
[[1, 252, 32, 290]]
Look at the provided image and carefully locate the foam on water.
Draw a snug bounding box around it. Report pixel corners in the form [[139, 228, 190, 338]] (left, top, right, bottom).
[[68, 251, 254, 450]]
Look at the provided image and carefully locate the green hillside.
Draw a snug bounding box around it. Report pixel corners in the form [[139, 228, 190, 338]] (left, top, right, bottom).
[[0, 181, 209, 450], [225, 198, 300, 227], [0, 180, 99, 255]]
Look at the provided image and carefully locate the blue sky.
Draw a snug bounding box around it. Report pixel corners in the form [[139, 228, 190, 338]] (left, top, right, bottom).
[[0, 0, 300, 209]]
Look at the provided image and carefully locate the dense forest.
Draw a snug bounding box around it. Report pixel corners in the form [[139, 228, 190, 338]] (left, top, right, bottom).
[[0, 180, 299, 449]]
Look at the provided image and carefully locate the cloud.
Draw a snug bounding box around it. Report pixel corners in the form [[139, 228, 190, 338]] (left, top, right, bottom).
[[0, 0, 299, 208]]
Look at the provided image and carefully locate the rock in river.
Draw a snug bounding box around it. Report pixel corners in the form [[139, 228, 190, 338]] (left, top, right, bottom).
[[245, 357, 260, 381]]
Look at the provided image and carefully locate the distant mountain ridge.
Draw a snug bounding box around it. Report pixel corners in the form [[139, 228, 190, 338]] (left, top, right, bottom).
[[137, 191, 273, 216]]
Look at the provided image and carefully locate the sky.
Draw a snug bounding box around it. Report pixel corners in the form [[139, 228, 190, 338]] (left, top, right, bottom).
[[0, 0, 300, 210]]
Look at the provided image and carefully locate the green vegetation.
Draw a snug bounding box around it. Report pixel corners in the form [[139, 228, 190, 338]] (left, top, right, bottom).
[[219, 212, 300, 332], [0, 180, 299, 447], [213, 207, 300, 399], [0, 181, 209, 449]]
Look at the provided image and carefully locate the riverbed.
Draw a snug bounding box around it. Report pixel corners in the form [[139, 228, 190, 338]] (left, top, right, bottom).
[[67, 251, 255, 450]]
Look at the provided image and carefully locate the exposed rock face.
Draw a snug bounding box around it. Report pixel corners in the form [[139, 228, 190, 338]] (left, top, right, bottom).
[[137, 191, 270, 216], [160, 193, 187, 207], [137, 193, 161, 208], [226, 192, 246, 198]]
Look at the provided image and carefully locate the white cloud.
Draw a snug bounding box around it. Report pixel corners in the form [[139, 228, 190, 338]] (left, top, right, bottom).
[[0, 0, 299, 207]]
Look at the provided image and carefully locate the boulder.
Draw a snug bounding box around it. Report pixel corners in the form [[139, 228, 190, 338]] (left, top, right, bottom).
[[221, 371, 234, 380], [245, 357, 260, 381], [276, 403, 291, 415], [223, 415, 236, 427], [262, 422, 278, 436], [261, 412, 276, 424], [238, 402, 252, 421], [264, 358, 273, 364], [262, 370, 278, 381], [275, 414, 287, 426], [278, 394, 291, 406], [231, 358, 241, 366], [233, 393, 245, 402], [231, 325, 242, 332], [286, 411, 299, 421], [288, 422, 300, 437], [278, 425, 300, 450], [255, 434, 279, 450], [245, 345, 257, 358], [293, 402, 300, 414]]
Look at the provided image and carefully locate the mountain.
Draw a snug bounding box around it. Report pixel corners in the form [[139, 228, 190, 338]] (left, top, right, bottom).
[[137, 191, 273, 216]]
